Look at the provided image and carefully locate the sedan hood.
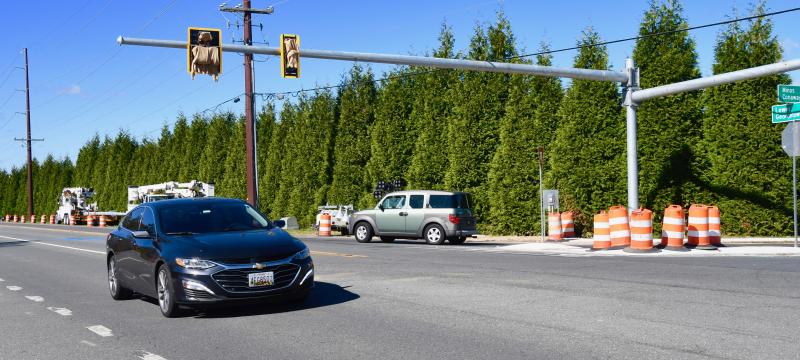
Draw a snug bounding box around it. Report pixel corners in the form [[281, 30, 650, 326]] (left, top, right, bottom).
[[168, 229, 306, 263]]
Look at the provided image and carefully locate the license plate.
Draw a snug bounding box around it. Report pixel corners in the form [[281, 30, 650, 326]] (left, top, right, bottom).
[[248, 271, 274, 287]]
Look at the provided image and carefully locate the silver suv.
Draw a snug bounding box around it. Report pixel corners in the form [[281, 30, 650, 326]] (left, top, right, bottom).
[[348, 190, 477, 245]]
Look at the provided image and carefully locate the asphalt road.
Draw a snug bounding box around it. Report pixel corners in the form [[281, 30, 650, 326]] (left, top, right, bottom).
[[0, 223, 798, 359]]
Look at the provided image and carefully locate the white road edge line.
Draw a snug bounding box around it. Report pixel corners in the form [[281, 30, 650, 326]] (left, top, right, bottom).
[[86, 325, 113, 337], [6, 285, 22, 291], [24, 295, 44, 302], [46, 307, 73, 316], [0, 235, 104, 255], [136, 351, 168, 360]]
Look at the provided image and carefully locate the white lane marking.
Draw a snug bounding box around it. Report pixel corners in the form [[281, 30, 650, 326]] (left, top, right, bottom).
[[81, 340, 97, 347], [6, 285, 22, 291], [0, 278, 4, 281], [136, 351, 168, 360], [46, 307, 72, 316], [86, 325, 113, 337], [0, 235, 104, 255], [25, 295, 44, 302]]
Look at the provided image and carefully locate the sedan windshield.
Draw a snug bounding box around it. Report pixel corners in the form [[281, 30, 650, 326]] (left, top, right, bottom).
[[158, 202, 272, 235]]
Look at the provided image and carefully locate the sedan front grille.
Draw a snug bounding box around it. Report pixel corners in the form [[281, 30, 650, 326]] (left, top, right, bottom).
[[211, 264, 299, 293]]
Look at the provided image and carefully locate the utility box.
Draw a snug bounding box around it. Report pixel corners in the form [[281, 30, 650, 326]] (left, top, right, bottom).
[[542, 190, 559, 213]]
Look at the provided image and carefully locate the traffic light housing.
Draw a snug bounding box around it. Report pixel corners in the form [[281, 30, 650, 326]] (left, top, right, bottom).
[[187, 27, 222, 81], [280, 34, 300, 78]]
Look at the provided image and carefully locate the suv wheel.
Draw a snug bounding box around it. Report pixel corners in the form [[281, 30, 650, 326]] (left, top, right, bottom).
[[424, 224, 446, 245], [354, 223, 373, 243]]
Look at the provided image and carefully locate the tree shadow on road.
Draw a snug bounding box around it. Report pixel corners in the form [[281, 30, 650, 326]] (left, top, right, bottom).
[[191, 281, 359, 318]]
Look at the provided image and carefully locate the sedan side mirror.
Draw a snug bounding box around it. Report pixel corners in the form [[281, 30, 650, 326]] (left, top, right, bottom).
[[131, 230, 151, 239], [273, 219, 286, 229]]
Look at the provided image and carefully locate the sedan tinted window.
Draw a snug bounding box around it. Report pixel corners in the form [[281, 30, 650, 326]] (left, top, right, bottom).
[[141, 208, 156, 234], [158, 202, 272, 234]]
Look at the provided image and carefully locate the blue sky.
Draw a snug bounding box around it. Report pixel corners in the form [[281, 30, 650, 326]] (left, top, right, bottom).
[[0, 0, 798, 171]]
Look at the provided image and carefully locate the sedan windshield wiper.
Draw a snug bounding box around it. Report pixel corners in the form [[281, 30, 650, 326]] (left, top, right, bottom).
[[165, 231, 197, 236]]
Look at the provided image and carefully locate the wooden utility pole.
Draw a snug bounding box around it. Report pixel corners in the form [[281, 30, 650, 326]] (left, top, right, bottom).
[[13, 48, 43, 218], [220, 1, 273, 209]]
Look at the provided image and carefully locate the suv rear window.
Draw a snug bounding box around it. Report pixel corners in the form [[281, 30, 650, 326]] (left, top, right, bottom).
[[428, 194, 470, 209]]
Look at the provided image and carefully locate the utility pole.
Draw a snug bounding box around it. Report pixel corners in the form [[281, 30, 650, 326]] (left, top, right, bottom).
[[538, 146, 545, 242], [12, 48, 43, 218], [220, 1, 273, 209]]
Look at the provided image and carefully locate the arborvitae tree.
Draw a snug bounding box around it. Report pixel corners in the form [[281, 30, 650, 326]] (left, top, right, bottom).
[[633, 0, 703, 214], [701, 3, 791, 235], [178, 114, 208, 182], [285, 91, 337, 226], [367, 68, 417, 189], [487, 48, 563, 235], [218, 117, 247, 200], [256, 104, 275, 211], [262, 105, 289, 218], [156, 124, 173, 180], [91, 136, 111, 208], [74, 135, 100, 187], [103, 131, 138, 209], [549, 29, 626, 234], [0, 170, 9, 214], [407, 24, 458, 189], [445, 13, 516, 222], [328, 65, 377, 208], [167, 115, 189, 181], [199, 113, 234, 185], [272, 102, 299, 218]]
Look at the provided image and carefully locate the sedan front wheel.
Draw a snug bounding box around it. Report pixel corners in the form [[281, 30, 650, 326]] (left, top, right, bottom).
[[157, 264, 181, 318]]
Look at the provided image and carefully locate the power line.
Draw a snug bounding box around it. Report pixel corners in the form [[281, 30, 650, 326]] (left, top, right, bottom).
[[268, 6, 800, 97]]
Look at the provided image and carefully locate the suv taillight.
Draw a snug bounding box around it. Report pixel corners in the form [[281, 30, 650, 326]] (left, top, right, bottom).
[[448, 214, 460, 224]]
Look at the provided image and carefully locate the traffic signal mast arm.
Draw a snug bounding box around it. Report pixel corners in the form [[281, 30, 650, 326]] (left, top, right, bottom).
[[116, 36, 629, 83]]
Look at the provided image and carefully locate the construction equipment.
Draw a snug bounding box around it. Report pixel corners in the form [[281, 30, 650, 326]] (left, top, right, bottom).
[[314, 204, 354, 235], [127, 181, 215, 212], [56, 188, 125, 225]]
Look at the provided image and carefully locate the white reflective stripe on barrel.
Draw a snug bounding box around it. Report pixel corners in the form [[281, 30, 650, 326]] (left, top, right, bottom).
[[629, 220, 652, 228], [662, 230, 684, 238], [610, 230, 630, 238], [662, 217, 684, 225], [687, 230, 708, 237], [594, 222, 609, 228], [594, 234, 610, 241], [687, 217, 708, 224], [631, 233, 653, 241], [708, 217, 720, 224], [608, 217, 628, 226]]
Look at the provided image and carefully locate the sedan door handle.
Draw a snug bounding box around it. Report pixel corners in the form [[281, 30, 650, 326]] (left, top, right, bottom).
[[399, 212, 408, 216]]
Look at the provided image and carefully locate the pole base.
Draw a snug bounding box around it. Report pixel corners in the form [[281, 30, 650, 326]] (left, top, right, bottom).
[[623, 246, 660, 253]]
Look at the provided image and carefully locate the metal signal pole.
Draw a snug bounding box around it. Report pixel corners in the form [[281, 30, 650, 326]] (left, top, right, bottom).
[[220, 1, 273, 209], [13, 48, 43, 218]]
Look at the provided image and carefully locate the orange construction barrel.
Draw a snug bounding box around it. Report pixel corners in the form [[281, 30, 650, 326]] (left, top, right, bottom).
[[660, 205, 687, 251], [318, 214, 331, 236], [688, 204, 716, 250], [547, 212, 563, 241], [591, 211, 611, 251], [560, 211, 575, 238], [608, 206, 630, 249], [624, 208, 659, 253]]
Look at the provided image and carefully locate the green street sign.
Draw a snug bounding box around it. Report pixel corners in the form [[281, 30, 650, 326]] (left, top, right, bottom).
[[773, 103, 800, 123], [778, 84, 800, 103]]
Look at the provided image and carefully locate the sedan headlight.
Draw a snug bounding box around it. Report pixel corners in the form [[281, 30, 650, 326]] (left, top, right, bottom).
[[293, 248, 310, 260], [175, 258, 218, 270]]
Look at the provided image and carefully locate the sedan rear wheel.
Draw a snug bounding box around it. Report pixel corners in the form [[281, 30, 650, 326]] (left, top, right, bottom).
[[108, 257, 132, 300], [157, 265, 181, 318], [424, 224, 446, 245]]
